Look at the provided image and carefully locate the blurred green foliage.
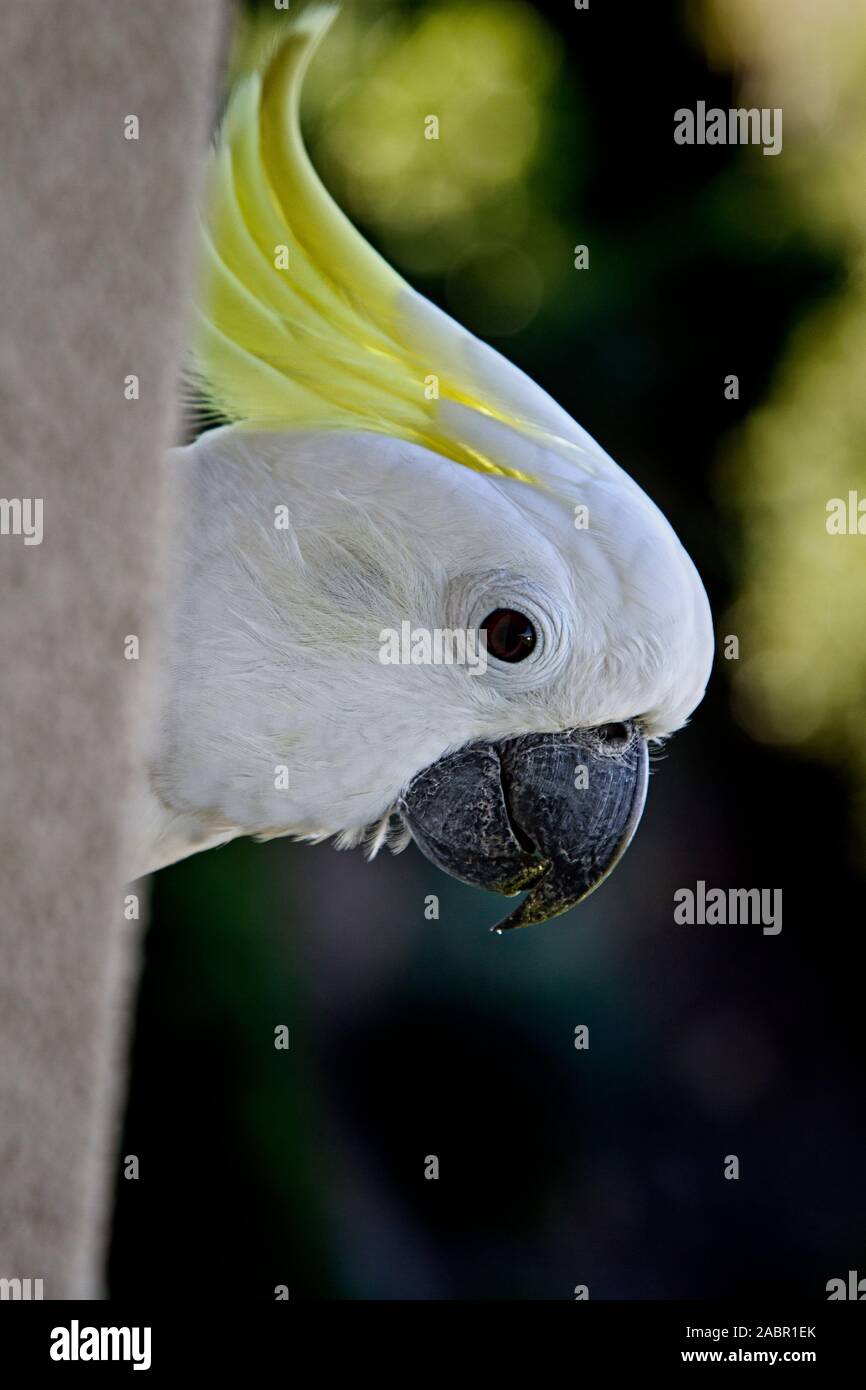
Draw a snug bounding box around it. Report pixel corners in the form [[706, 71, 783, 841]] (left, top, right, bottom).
[[706, 0, 866, 843]]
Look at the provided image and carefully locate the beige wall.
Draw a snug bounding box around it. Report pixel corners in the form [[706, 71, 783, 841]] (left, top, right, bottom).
[[0, 0, 225, 1297]]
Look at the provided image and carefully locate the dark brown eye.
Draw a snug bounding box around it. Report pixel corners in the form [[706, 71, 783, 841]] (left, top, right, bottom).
[[481, 608, 537, 663]]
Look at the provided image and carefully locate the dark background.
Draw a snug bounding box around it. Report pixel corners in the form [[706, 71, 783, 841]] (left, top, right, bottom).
[[108, 0, 865, 1299]]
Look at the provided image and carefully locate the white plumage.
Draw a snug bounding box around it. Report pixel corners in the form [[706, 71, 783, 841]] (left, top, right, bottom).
[[129, 7, 713, 903]]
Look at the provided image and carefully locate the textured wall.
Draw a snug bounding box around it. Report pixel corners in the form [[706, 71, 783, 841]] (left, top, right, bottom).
[[0, 0, 225, 1297]]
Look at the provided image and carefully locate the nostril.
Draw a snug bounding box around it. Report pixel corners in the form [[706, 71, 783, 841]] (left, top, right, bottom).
[[597, 721, 632, 748]]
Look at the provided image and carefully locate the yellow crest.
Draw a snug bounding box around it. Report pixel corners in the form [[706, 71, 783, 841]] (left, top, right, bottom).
[[191, 4, 599, 491]]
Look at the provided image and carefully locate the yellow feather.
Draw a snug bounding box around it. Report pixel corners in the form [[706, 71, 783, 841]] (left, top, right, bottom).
[[190, 3, 569, 486]]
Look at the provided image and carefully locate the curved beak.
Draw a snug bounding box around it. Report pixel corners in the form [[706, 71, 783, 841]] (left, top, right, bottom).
[[398, 722, 649, 932]]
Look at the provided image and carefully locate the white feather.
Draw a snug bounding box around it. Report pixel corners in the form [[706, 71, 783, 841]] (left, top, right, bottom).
[[131, 421, 713, 877]]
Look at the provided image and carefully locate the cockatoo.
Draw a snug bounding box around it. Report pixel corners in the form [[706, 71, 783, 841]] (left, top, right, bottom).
[[130, 5, 713, 930]]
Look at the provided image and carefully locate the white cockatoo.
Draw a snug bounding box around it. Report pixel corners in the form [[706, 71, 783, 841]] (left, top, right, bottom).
[[130, 5, 713, 930]]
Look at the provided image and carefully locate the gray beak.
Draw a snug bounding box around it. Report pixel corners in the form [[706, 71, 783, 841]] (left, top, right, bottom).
[[398, 722, 649, 932]]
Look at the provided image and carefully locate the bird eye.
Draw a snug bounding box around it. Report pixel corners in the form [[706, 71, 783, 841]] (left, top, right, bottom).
[[481, 608, 537, 663]]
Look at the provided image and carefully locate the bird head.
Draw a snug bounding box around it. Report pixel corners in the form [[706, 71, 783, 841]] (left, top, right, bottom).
[[161, 4, 714, 929]]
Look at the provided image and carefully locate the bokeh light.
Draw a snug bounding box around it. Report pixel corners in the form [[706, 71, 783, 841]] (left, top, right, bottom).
[[704, 0, 866, 844]]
